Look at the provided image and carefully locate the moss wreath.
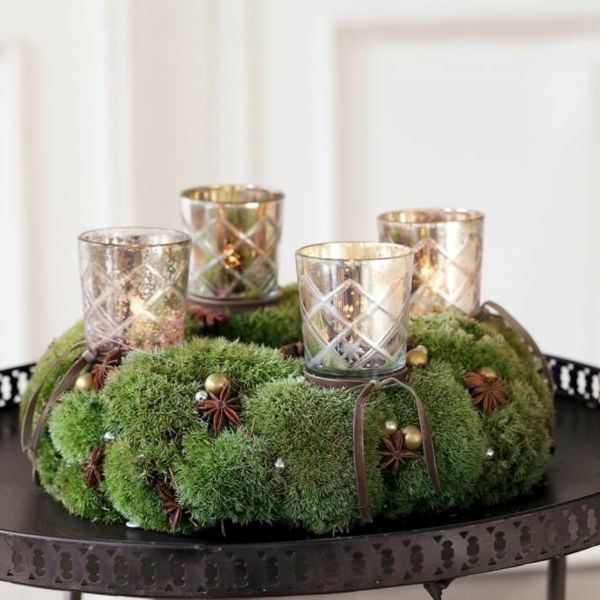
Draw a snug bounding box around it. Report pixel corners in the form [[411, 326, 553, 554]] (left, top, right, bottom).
[[23, 284, 553, 535]]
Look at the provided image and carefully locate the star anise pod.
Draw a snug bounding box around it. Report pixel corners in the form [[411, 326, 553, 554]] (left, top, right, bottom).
[[464, 371, 508, 413], [155, 480, 183, 533], [90, 343, 128, 390], [195, 383, 242, 434], [379, 430, 419, 478], [83, 444, 105, 486], [189, 305, 229, 328], [280, 341, 304, 358]]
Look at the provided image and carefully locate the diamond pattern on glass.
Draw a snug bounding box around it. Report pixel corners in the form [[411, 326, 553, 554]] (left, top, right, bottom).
[[410, 235, 482, 315], [81, 262, 187, 351], [79, 235, 189, 352], [182, 200, 281, 300], [378, 212, 483, 315], [299, 275, 410, 376]]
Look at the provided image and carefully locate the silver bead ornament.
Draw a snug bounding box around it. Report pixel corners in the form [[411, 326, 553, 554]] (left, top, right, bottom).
[[384, 419, 398, 434]]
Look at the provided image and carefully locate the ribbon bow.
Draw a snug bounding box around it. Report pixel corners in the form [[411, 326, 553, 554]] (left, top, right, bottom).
[[475, 300, 556, 395], [21, 341, 96, 479], [352, 376, 442, 523]]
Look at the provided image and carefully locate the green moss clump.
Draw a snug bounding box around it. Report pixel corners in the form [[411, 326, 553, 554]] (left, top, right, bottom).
[[474, 378, 552, 504], [366, 360, 486, 518], [245, 378, 383, 534], [51, 462, 121, 523], [103, 336, 301, 446], [410, 312, 551, 395], [176, 428, 280, 528], [37, 432, 63, 500], [38, 425, 120, 523], [20, 322, 84, 420], [409, 313, 523, 382], [186, 284, 302, 347], [135, 438, 183, 474], [48, 390, 105, 464], [410, 311, 553, 507], [103, 439, 170, 531]]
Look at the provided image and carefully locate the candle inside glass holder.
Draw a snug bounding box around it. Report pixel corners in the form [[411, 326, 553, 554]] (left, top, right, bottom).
[[79, 228, 191, 352], [180, 185, 283, 305], [296, 242, 413, 379], [377, 209, 484, 315]]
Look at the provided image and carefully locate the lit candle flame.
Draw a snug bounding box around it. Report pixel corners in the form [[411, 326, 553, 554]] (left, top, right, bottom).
[[419, 261, 445, 295], [223, 243, 242, 269], [130, 295, 147, 316]]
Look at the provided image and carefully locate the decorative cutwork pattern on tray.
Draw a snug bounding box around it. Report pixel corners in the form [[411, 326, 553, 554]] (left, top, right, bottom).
[[0, 496, 598, 596], [548, 356, 600, 408], [0, 363, 34, 409]]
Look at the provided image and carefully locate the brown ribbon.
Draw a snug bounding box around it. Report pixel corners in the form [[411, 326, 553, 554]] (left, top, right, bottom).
[[20, 340, 86, 454], [475, 300, 556, 395], [352, 377, 442, 523], [21, 342, 95, 478]]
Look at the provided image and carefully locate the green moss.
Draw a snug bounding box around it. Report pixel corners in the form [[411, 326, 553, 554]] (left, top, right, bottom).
[[410, 313, 526, 383], [366, 360, 486, 518], [20, 321, 84, 420], [186, 284, 302, 347], [103, 336, 301, 446], [245, 378, 383, 534], [48, 390, 105, 464], [474, 378, 552, 504], [36, 432, 62, 500], [175, 427, 280, 528], [26, 303, 553, 536], [103, 439, 171, 531], [52, 462, 121, 523], [37, 426, 120, 524], [136, 438, 183, 474]]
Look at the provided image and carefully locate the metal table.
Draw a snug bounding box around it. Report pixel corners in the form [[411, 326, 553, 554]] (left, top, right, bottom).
[[0, 355, 597, 600]]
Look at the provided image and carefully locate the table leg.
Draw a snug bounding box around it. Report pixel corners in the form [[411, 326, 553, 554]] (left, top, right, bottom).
[[423, 579, 454, 599], [63, 592, 82, 600], [547, 555, 566, 600]]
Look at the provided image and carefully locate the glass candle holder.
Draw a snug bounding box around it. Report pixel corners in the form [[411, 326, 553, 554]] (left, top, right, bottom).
[[180, 185, 283, 304], [79, 227, 191, 352], [377, 209, 484, 315], [296, 242, 413, 379]]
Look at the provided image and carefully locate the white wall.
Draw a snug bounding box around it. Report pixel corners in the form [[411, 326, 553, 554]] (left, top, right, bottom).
[[3, 0, 600, 369], [1, 0, 600, 598]]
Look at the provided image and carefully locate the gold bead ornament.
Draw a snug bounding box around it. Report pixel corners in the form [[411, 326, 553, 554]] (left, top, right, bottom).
[[406, 345, 428, 368], [204, 373, 229, 394], [478, 366, 498, 381], [402, 425, 423, 450], [75, 372, 94, 392]]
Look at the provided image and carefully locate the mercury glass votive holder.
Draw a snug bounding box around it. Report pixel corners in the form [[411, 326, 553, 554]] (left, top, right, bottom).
[[296, 242, 414, 380], [180, 185, 283, 304], [78, 227, 191, 352], [377, 209, 484, 315]]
